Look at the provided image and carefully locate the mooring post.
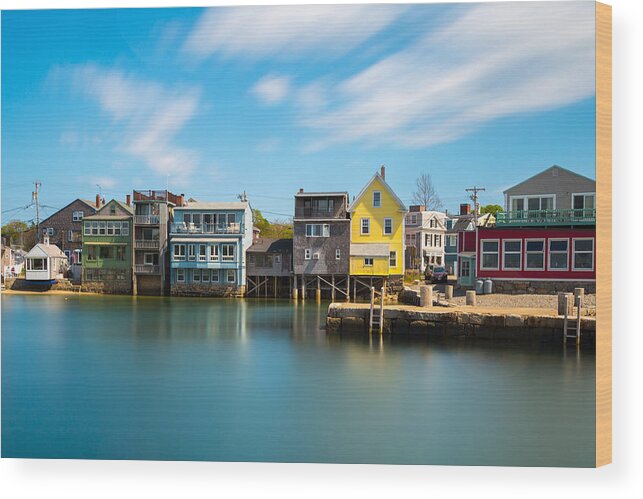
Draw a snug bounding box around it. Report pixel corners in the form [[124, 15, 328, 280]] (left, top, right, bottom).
[[293, 274, 299, 301], [420, 285, 434, 308], [346, 274, 350, 302], [445, 284, 453, 300], [331, 275, 336, 302], [301, 276, 306, 302], [368, 286, 375, 333], [466, 290, 476, 306], [316, 276, 321, 304], [379, 286, 385, 334], [557, 292, 573, 316]]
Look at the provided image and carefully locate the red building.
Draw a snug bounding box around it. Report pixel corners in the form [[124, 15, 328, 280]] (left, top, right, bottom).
[[476, 215, 595, 294]]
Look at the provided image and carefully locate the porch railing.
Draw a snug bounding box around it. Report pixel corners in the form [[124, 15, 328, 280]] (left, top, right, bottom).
[[170, 223, 242, 235], [134, 264, 160, 275], [134, 239, 160, 249], [134, 215, 160, 225], [496, 209, 596, 226]]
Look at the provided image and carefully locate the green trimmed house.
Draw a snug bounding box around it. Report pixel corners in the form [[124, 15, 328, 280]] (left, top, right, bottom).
[[81, 199, 134, 294]]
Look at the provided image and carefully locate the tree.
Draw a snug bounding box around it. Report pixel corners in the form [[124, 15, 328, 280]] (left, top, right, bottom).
[[252, 209, 293, 239], [1, 220, 35, 249], [480, 204, 503, 217], [411, 173, 442, 210]]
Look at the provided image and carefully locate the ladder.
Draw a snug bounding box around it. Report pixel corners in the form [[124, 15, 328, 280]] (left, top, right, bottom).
[[563, 295, 582, 345], [369, 286, 385, 334]]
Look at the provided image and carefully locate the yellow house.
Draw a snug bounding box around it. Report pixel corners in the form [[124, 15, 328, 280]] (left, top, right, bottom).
[[348, 167, 407, 278]]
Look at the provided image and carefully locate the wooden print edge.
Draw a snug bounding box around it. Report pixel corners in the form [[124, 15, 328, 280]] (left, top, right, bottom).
[[595, 1, 612, 468]]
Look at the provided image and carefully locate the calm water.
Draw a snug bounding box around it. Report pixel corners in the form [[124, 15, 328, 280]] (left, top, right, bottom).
[[1, 294, 595, 466]]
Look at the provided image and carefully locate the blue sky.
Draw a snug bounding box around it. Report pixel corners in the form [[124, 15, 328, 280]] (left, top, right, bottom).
[[2, 2, 596, 223]]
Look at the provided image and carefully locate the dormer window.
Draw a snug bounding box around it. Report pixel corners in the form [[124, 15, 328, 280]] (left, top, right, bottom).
[[372, 191, 381, 208]]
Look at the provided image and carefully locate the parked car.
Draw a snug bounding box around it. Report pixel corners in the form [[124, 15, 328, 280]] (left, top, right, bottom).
[[427, 266, 448, 283]]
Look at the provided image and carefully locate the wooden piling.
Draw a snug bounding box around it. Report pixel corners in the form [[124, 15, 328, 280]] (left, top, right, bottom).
[[420, 285, 434, 308], [316, 276, 321, 303], [331, 275, 336, 302], [445, 285, 453, 300], [379, 286, 385, 334], [558, 292, 573, 316], [574, 287, 585, 308], [368, 286, 375, 333]]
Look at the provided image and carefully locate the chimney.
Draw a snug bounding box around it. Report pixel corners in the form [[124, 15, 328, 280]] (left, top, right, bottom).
[[380, 165, 386, 179], [126, 194, 131, 206], [102, 196, 106, 205], [299, 188, 304, 194], [459, 203, 471, 216], [95, 194, 101, 208], [409, 205, 426, 212], [179, 194, 185, 207]]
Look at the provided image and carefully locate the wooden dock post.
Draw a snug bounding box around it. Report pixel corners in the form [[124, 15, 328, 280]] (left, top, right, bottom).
[[379, 286, 385, 334], [353, 278, 357, 302], [293, 274, 298, 301], [420, 285, 434, 308], [316, 276, 321, 303], [346, 275, 350, 302], [331, 275, 336, 302], [574, 287, 585, 308], [558, 292, 573, 316], [368, 286, 375, 333], [301, 276, 306, 302], [466, 290, 476, 306], [445, 285, 453, 300]]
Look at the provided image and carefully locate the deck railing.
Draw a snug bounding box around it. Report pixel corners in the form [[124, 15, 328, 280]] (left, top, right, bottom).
[[134, 264, 160, 275], [133, 190, 182, 206], [496, 209, 596, 226], [133, 215, 161, 225], [294, 208, 345, 219], [170, 223, 242, 235], [134, 239, 160, 249]]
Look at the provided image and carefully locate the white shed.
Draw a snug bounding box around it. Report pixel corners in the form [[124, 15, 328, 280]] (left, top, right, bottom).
[[25, 236, 67, 282]]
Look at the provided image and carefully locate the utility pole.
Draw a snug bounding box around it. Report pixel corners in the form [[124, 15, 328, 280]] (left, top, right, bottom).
[[33, 180, 42, 243], [465, 186, 485, 282]]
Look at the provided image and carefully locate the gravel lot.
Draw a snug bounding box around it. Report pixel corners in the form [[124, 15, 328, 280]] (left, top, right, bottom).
[[448, 292, 596, 310]]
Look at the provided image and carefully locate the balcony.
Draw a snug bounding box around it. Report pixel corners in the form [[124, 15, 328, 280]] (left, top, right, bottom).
[[135, 239, 160, 250], [135, 264, 160, 275], [496, 209, 596, 227], [133, 190, 182, 206], [294, 208, 345, 219], [134, 215, 161, 225], [170, 223, 242, 235]]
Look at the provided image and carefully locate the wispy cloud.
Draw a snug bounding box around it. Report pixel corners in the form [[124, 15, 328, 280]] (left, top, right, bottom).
[[293, 2, 595, 151], [182, 4, 404, 60], [251, 74, 291, 105], [50, 63, 202, 176]]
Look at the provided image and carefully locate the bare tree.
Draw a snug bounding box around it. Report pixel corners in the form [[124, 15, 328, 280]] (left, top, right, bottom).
[[411, 173, 442, 210]]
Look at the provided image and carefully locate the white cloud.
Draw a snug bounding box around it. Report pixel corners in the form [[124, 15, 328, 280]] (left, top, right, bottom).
[[54, 64, 202, 176], [294, 2, 595, 151], [251, 75, 291, 105], [182, 4, 404, 60], [92, 176, 117, 190]]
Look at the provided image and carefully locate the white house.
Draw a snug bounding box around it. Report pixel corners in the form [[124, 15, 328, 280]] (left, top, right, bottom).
[[25, 236, 67, 282], [404, 206, 447, 273]]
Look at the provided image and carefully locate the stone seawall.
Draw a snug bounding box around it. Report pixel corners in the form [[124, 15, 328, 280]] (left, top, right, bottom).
[[326, 304, 596, 344], [488, 280, 596, 295], [170, 283, 245, 297], [81, 280, 132, 294]]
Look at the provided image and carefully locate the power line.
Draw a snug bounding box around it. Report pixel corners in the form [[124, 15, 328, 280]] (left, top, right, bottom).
[[465, 186, 485, 280]]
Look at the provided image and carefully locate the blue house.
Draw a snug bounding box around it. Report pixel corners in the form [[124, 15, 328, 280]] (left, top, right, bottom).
[[169, 201, 253, 297]]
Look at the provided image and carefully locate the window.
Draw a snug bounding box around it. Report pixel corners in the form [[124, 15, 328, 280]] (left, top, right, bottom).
[[202, 269, 210, 283], [209, 244, 219, 261], [188, 244, 196, 261], [481, 240, 499, 270], [425, 234, 432, 247], [99, 246, 112, 259], [222, 244, 235, 261], [98, 222, 106, 235], [335, 249, 341, 260], [84, 223, 91, 236], [174, 244, 186, 261], [43, 227, 54, 236], [64, 250, 71, 261], [502, 240, 522, 270], [372, 191, 381, 207], [116, 246, 126, 261], [107, 222, 115, 235], [68, 230, 74, 242], [144, 253, 157, 265], [573, 238, 594, 271], [389, 251, 397, 267], [212, 270, 220, 283], [510, 196, 555, 211], [410, 214, 417, 224], [91, 222, 99, 235], [364, 257, 374, 267], [306, 224, 330, 237], [549, 239, 569, 271], [193, 269, 201, 283], [227, 269, 236, 283], [304, 249, 311, 260], [72, 211, 84, 221], [28, 258, 47, 271], [447, 235, 457, 247], [312, 253, 320, 260], [525, 239, 545, 270], [87, 246, 97, 261], [275, 255, 281, 264], [361, 218, 370, 235], [109, 205, 116, 215], [461, 259, 470, 277], [198, 244, 207, 262], [430, 219, 436, 228], [177, 269, 185, 282], [121, 222, 129, 236], [573, 193, 595, 210], [383, 218, 393, 235]]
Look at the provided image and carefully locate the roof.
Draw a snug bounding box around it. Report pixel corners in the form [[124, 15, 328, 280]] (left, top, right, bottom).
[[26, 242, 66, 258], [348, 172, 407, 213], [89, 199, 134, 217], [503, 165, 596, 194], [40, 198, 98, 225], [447, 213, 494, 232], [247, 238, 293, 253], [350, 243, 390, 257], [295, 191, 349, 198], [176, 201, 249, 211]]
